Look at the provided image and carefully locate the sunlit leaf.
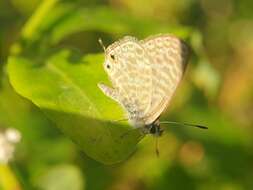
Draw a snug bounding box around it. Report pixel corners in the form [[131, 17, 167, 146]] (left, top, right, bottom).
[[7, 50, 143, 164]]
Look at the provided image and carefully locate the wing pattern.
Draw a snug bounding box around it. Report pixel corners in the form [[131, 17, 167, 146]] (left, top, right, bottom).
[[98, 35, 189, 126], [140, 34, 189, 124]]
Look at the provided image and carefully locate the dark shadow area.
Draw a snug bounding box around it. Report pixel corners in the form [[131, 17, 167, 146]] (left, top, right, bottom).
[[43, 108, 143, 164]]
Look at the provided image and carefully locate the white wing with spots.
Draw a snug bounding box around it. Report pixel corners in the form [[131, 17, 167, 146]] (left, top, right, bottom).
[[98, 36, 153, 126], [140, 34, 189, 125]]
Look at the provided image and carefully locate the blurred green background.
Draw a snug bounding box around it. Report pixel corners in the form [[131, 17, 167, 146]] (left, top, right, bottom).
[[1, 0, 253, 189]]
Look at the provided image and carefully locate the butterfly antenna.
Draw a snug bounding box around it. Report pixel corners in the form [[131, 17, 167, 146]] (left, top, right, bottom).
[[160, 121, 208, 130], [155, 136, 160, 157], [155, 125, 160, 157], [98, 38, 106, 52]]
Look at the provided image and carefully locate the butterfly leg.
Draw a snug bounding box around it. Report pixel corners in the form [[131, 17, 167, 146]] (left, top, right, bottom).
[[97, 83, 119, 102]]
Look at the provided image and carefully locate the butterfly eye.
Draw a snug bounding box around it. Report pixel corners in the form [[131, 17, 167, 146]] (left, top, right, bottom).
[[110, 54, 115, 60], [106, 64, 111, 69]]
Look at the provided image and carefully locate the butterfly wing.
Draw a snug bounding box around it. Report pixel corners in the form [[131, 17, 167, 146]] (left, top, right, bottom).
[[99, 36, 153, 125], [140, 34, 190, 125]]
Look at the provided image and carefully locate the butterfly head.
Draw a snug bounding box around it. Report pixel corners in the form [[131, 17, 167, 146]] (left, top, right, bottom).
[[146, 119, 163, 136]]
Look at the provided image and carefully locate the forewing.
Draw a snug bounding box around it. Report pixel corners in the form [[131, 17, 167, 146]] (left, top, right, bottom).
[[105, 37, 153, 123], [140, 34, 189, 124]]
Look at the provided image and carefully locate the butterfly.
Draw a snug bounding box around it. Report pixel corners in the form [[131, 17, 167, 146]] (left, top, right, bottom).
[[98, 34, 207, 139]]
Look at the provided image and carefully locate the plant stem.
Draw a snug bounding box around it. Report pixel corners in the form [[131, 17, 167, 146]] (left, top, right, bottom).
[[0, 164, 22, 190]]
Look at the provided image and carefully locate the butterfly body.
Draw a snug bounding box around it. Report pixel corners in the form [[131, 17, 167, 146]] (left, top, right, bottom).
[[145, 118, 163, 136], [98, 34, 189, 135]]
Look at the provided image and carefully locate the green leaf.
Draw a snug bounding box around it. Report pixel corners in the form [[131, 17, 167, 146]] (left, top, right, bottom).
[[36, 164, 85, 190], [16, 1, 193, 47], [47, 6, 193, 44], [7, 50, 143, 164]]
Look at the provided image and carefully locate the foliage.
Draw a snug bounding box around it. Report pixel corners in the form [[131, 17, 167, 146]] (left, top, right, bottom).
[[1, 0, 253, 189]]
